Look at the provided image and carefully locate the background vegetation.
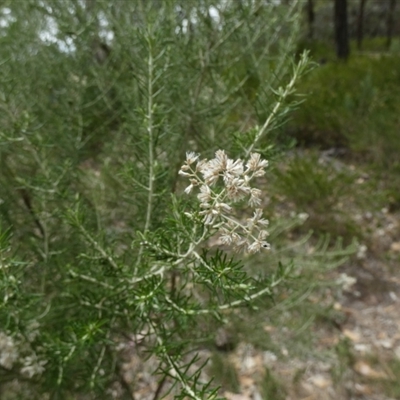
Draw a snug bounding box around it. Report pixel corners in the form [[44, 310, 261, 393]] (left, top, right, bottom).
[[1, 0, 400, 399]]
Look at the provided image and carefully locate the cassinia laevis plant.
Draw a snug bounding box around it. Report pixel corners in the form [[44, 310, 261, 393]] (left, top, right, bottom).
[[179, 150, 270, 254], [0, 1, 348, 399]]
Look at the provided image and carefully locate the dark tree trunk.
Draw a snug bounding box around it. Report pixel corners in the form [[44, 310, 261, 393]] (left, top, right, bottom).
[[307, 0, 315, 40], [386, 0, 397, 49], [334, 0, 350, 60], [357, 0, 367, 50]]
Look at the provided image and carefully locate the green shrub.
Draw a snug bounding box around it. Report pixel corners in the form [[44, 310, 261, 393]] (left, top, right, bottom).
[[0, 1, 326, 399], [289, 53, 400, 173], [270, 150, 362, 241]]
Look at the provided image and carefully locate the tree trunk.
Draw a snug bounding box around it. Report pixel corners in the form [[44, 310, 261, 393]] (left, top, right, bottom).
[[334, 0, 350, 60], [307, 0, 315, 40], [386, 0, 397, 49], [357, 0, 367, 50]]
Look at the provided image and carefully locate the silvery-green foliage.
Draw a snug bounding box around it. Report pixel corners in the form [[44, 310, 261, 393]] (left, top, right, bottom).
[[0, 1, 327, 399]]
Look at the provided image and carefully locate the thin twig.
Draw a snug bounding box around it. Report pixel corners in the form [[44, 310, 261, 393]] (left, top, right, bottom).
[[77, 223, 119, 270], [152, 374, 167, 400]]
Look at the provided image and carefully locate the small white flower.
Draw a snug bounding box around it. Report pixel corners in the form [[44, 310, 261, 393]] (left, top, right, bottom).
[[246, 153, 268, 172], [220, 233, 233, 245], [253, 168, 266, 178], [197, 185, 212, 203], [226, 178, 250, 201], [258, 218, 269, 227], [231, 232, 241, 244], [258, 230, 269, 240], [247, 240, 262, 254], [184, 184, 194, 194], [216, 202, 233, 214], [251, 209, 263, 222], [184, 179, 198, 194], [219, 227, 242, 245], [248, 239, 270, 253], [199, 206, 220, 225], [202, 164, 220, 185], [248, 209, 269, 228], [233, 238, 249, 253], [185, 151, 199, 165], [248, 188, 262, 207], [178, 170, 191, 177], [195, 159, 208, 172], [214, 150, 228, 170], [224, 158, 244, 182]]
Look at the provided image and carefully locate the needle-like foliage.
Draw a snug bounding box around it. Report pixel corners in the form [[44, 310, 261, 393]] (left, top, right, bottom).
[[0, 1, 351, 399]]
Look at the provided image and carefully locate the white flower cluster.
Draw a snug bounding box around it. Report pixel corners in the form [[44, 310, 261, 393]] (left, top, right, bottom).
[[0, 326, 46, 378], [179, 150, 270, 253]]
